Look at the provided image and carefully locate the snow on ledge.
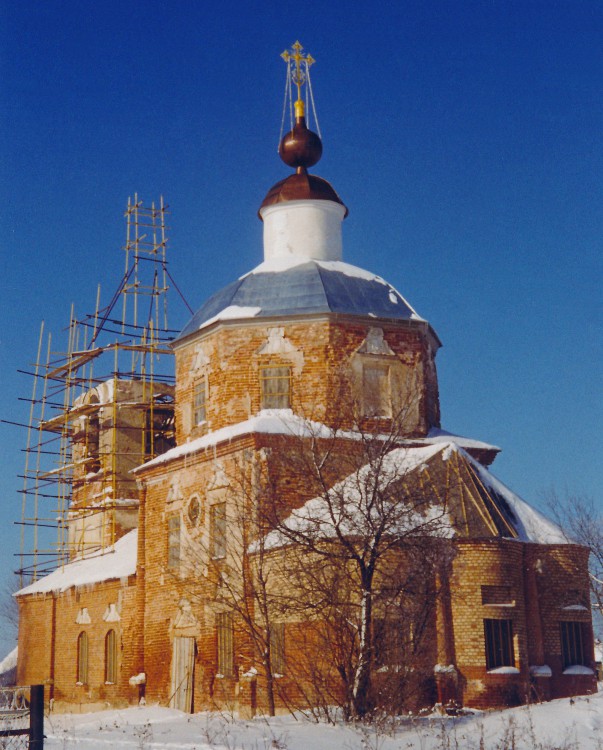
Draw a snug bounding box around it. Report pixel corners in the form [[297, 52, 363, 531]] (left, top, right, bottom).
[[563, 665, 595, 676], [434, 663, 457, 674], [137, 410, 360, 471], [16, 530, 138, 596], [487, 666, 520, 675], [530, 665, 552, 677]]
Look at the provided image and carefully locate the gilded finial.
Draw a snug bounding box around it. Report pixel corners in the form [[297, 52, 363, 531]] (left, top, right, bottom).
[[281, 41, 315, 120]]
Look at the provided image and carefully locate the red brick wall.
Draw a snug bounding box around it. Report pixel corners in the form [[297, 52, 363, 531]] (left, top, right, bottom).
[[17, 576, 139, 710]]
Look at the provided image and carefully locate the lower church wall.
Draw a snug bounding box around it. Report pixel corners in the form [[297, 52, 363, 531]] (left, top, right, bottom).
[[17, 576, 139, 711]]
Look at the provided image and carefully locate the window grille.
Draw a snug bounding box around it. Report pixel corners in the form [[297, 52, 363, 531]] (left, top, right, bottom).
[[105, 629, 117, 683], [210, 503, 227, 559], [77, 631, 89, 683], [193, 379, 207, 424], [560, 621, 587, 669], [168, 515, 181, 570], [260, 366, 291, 409], [217, 612, 234, 676], [484, 618, 514, 670], [270, 622, 286, 675], [362, 364, 391, 417]]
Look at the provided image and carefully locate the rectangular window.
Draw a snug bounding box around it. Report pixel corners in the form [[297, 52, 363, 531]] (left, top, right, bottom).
[[77, 631, 89, 684], [560, 621, 587, 669], [363, 364, 391, 417], [481, 585, 515, 606], [210, 503, 227, 559], [484, 618, 514, 670], [270, 622, 286, 675], [217, 612, 234, 677], [105, 629, 117, 683], [374, 617, 408, 668], [193, 379, 207, 424], [168, 515, 181, 570], [260, 366, 291, 409]]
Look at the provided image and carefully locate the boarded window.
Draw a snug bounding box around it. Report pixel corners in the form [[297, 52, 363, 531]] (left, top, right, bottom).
[[105, 629, 117, 683], [260, 366, 291, 409], [481, 585, 515, 606], [77, 631, 89, 684], [363, 364, 390, 417], [193, 379, 207, 424], [484, 619, 514, 670], [217, 612, 234, 677], [210, 503, 226, 559], [270, 622, 286, 675], [560, 621, 588, 669], [168, 515, 181, 570]]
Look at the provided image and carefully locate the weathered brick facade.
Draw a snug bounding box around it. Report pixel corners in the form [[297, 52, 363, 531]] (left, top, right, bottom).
[[15, 129, 595, 714]]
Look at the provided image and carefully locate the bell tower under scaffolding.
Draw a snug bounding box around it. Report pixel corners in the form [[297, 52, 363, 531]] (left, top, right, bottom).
[[17, 196, 187, 582]]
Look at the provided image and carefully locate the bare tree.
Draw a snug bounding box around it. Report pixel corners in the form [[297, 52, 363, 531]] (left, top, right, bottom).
[[546, 490, 603, 630], [177, 451, 288, 716], [261, 409, 455, 720]]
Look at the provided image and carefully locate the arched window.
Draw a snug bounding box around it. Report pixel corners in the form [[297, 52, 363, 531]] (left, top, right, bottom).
[[105, 629, 117, 683], [77, 631, 88, 684]]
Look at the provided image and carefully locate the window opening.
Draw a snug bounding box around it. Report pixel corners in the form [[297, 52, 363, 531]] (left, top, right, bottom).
[[210, 503, 227, 559], [77, 631, 89, 684], [188, 496, 201, 526], [193, 379, 207, 424], [271, 622, 286, 675], [363, 363, 391, 417], [484, 618, 514, 670], [217, 612, 234, 676], [481, 585, 515, 606], [260, 366, 291, 409], [168, 515, 181, 570], [560, 621, 587, 669], [105, 629, 117, 683]]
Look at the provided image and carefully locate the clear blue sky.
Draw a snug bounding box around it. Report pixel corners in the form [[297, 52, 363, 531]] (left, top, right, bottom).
[[1, 1, 601, 655]]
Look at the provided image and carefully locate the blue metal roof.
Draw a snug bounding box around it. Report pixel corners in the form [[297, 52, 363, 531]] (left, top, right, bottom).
[[176, 260, 421, 342]]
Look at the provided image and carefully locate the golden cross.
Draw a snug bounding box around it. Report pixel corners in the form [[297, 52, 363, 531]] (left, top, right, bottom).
[[281, 41, 315, 103]]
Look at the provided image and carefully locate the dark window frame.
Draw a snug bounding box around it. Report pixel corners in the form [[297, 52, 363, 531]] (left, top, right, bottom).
[[560, 621, 588, 669], [484, 618, 514, 670]]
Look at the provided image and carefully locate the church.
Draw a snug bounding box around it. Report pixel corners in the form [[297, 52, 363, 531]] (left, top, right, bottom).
[[15, 44, 596, 716]]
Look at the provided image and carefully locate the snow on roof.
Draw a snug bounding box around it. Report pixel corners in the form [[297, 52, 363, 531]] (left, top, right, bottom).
[[258, 442, 453, 551], [16, 529, 138, 597], [462, 450, 568, 544], [136, 409, 359, 471], [198, 305, 262, 331], [177, 257, 427, 341], [426, 427, 500, 454], [256, 440, 568, 551], [0, 646, 17, 675]]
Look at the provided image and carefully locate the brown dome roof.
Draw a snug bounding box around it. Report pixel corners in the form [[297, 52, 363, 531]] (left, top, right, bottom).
[[259, 172, 349, 218]]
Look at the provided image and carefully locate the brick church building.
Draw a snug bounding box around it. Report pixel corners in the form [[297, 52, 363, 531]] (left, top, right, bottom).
[[16, 47, 596, 715]]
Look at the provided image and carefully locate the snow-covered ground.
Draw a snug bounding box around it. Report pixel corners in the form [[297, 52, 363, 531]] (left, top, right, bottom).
[[41, 690, 603, 749]]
